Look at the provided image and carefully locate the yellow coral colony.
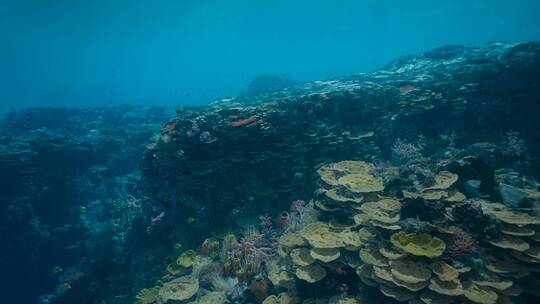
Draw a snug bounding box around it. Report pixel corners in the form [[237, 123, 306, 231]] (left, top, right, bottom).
[[390, 232, 446, 258], [135, 160, 540, 304], [158, 276, 199, 302]]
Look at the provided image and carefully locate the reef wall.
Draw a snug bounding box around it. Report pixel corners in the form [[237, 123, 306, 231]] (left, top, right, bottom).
[[143, 42, 540, 234], [0, 106, 166, 304]]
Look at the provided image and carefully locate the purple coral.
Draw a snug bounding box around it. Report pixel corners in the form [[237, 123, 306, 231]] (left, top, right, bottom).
[[237, 235, 271, 272], [291, 199, 308, 214], [255, 215, 279, 257], [391, 137, 425, 164], [285, 200, 312, 232], [198, 262, 224, 286], [259, 215, 278, 247], [234, 215, 278, 273], [446, 227, 478, 256]]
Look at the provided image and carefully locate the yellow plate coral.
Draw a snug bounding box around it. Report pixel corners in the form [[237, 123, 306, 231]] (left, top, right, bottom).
[[390, 232, 445, 258]]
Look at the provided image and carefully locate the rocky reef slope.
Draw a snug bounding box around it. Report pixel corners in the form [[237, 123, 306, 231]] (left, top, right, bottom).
[[0, 106, 166, 304], [121, 42, 540, 304], [143, 42, 540, 232]]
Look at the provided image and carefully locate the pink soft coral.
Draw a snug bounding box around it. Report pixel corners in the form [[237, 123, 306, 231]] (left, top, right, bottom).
[[233, 215, 278, 274]]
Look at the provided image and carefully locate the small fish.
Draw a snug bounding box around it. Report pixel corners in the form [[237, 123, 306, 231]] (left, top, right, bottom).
[[185, 217, 195, 224], [176, 149, 185, 157], [65, 242, 80, 250], [49, 266, 63, 275], [399, 84, 417, 94], [79, 206, 87, 213], [146, 211, 165, 233], [56, 282, 71, 294]]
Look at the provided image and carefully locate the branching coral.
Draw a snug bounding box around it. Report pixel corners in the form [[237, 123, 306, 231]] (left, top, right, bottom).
[[236, 216, 278, 275], [259, 214, 278, 249], [225, 215, 280, 280], [284, 200, 313, 232], [446, 227, 478, 257], [391, 137, 425, 164]]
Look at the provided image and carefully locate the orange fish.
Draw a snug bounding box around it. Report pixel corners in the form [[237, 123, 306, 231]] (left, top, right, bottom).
[[229, 115, 258, 127]]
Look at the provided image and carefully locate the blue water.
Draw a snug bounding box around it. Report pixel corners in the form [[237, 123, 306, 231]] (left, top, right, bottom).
[[1, 0, 540, 115]]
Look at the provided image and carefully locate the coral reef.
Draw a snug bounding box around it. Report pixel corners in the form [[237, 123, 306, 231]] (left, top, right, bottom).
[[130, 157, 539, 303], [3, 42, 540, 304]]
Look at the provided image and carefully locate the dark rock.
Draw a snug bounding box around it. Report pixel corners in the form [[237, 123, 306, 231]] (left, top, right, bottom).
[[451, 202, 500, 240], [464, 179, 482, 197], [0, 106, 167, 304], [401, 198, 445, 223]]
